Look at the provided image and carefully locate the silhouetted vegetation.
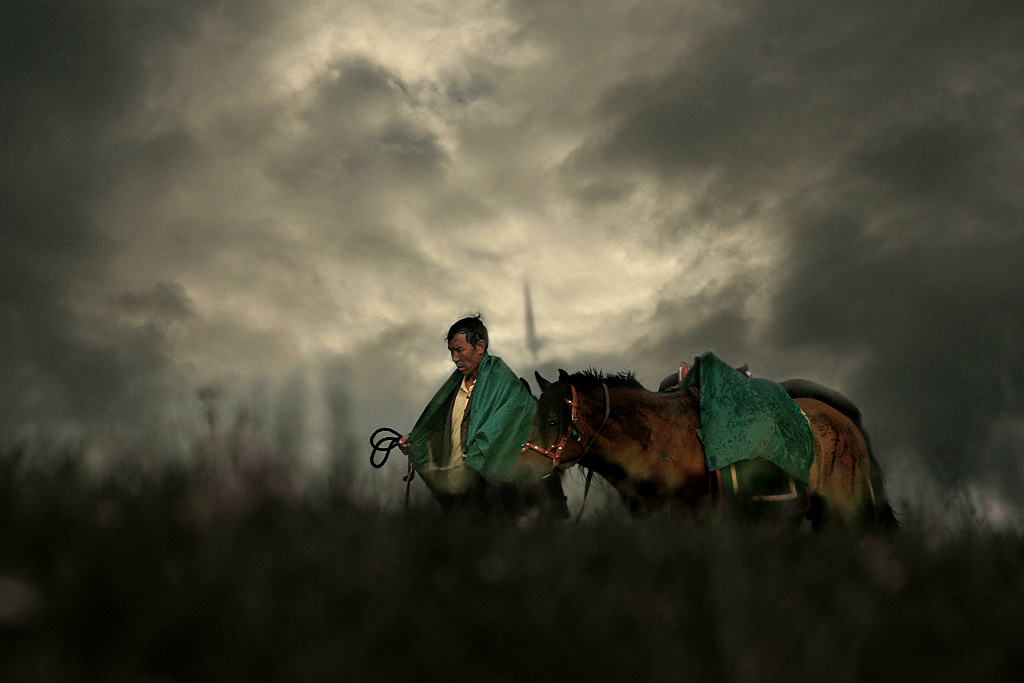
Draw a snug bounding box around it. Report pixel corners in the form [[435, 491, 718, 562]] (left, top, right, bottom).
[[1, 444, 1023, 681]]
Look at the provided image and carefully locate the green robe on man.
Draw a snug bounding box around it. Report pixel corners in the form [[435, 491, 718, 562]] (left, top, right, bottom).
[[406, 353, 536, 497]]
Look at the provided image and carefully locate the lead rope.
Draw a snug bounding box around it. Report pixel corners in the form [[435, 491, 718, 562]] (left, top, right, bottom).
[[370, 427, 415, 510], [574, 383, 610, 523], [404, 461, 415, 511], [369, 427, 402, 468]]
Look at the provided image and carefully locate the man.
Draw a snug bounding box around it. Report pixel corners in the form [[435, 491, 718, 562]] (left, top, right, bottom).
[[398, 315, 567, 516]]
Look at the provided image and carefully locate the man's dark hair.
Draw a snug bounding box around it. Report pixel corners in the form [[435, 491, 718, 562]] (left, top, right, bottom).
[[447, 314, 488, 350]]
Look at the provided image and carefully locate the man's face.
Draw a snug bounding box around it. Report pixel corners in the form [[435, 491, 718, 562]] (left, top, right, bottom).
[[448, 332, 486, 378]]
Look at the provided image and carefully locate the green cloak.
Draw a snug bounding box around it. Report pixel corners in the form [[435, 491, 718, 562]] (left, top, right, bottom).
[[406, 354, 535, 484], [679, 351, 814, 483]]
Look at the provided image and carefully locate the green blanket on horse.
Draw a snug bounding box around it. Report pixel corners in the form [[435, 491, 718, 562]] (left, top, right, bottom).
[[679, 351, 814, 483]]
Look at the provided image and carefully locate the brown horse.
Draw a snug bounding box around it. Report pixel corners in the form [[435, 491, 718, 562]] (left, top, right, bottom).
[[516, 369, 898, 528]]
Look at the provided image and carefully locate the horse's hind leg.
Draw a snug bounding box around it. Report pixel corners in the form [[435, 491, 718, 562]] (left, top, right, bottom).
[[806, 493, 828, 530], [796, 397, 899, 530], [799, 399, 873, 527]]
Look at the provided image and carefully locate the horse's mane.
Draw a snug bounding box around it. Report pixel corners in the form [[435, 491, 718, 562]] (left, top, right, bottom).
[[567, 368, 644, 390]]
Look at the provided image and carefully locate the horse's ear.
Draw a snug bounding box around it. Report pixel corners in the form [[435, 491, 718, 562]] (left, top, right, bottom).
[[558, 368, 570, 384], [535, 371, 552, 391]]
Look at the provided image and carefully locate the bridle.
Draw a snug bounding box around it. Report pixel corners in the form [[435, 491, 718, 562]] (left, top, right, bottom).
[[521, 383, 611, 470]]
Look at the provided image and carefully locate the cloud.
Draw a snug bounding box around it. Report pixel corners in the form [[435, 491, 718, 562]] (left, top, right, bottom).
[[270, 56, 448, 192], [3, 0, 1023, 514], [553, 0, 1024, 492], [0, 1, 284, 432]]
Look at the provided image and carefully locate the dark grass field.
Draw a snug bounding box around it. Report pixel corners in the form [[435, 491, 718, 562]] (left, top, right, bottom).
[[2, 447, 1024, 682]]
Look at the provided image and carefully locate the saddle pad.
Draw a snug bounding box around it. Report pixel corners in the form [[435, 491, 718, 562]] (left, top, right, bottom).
[[680, 351, 814, 483]]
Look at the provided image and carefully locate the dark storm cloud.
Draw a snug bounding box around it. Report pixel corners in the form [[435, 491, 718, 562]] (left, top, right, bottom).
[[256, 52, 495, 318], [634, 278, 762, 375], [0, 1, 280, 432], [564, 1, 1024, 490], [266, 55, 456, 277], [118, 282, 197, 322], [566, 1, 1024, 213], [271, 56, 447, 193]]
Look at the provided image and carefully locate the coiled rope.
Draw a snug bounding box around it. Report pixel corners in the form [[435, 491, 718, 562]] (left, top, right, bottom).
[[370, 427, 416, 509], [369, 427, 403, 468]]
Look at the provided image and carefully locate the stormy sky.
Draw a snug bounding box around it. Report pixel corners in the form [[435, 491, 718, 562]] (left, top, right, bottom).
[[3, 1, 1023, 516]]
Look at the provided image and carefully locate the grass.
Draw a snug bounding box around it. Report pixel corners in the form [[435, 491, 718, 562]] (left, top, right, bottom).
[[2, 445, 1023, 682]]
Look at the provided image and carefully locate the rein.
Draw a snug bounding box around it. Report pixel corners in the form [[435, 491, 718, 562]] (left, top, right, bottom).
[[521, 383, 610, 522], [574, 384, 609, 521], [521, 382, 611, 469], [582, 383, 611, 460]]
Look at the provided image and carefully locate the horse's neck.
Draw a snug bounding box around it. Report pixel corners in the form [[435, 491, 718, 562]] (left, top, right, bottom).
[[580, 388, 701, 482]]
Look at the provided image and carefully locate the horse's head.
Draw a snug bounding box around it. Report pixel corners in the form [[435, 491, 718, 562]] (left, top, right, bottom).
[[517, 369, 582, 482]]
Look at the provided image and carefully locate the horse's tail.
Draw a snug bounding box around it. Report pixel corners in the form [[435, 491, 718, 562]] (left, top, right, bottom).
[[781, 379, 900, 530], [866, 452, 900, 529]]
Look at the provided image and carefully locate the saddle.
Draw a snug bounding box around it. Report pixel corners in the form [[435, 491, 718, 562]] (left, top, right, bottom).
[[661, 352, 814, 514], [658, 360, 750, 393]]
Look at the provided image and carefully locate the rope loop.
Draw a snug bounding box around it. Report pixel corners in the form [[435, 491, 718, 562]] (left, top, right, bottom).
[[370, 427, 403, 468]]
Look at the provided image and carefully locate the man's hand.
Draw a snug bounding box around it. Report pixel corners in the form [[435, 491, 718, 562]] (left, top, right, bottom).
[[398, 434, 411, 455]]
